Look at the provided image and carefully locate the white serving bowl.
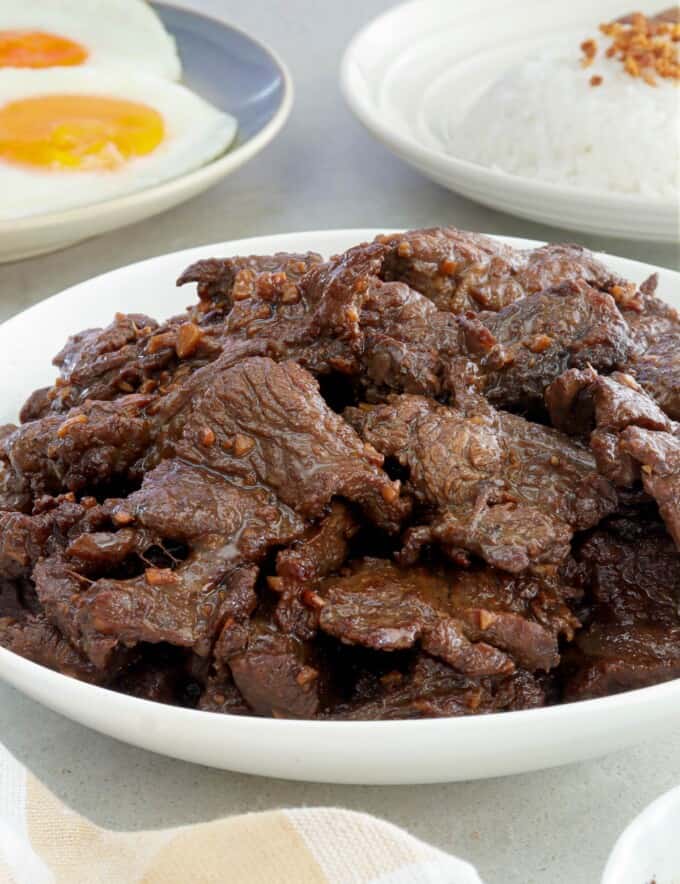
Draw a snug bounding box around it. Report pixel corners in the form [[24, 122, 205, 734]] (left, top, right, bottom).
[[1, 229, 679, 784], [603, 785, 680, 884]]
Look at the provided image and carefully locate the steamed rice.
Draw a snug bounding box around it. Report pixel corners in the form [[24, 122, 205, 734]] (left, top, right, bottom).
[[449, 40, 680, 199]]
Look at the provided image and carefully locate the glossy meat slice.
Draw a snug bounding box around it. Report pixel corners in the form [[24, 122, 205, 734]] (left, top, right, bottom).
[[377, 228, 628, 314], [158, 357, 409, 531], [349, 276, 459, 398], [184, 241, 389, 380], [622, 275, 680, 419], [0, 613, 104, 683], [474, 281, 631, 409], [583, 371, 674, 494], [515, 243, 632, 301], [205, 618, 322, 718], [620, 427, 680, 547], [34, 459, 304, 670], [311, 558, 578, 674], [0, 495, 100, 580], [0, 425, 32, 512], [563, 518, 680, 700], [546, 368, 672, 438], [72, 542, 260, 665], [631, 332, 680, 421], [311, 250, 481, 398], [19, 311, 248, 420], [19, 314, 160, 420], [2, 395, 154, 498], [377, 227, 523, 313], [343, 271, 631, 408], [176, 237, 634, 411], [327, 654, 547, 720], [196, 242, 460, 398], [545, 369, 680, 545], [272, 501, 359, 639], [346, 394, 616, 573], [176, 251, 322, 313]]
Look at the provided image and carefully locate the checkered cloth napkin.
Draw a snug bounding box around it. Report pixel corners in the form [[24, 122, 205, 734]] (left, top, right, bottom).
[[0, 743, 483, 883]]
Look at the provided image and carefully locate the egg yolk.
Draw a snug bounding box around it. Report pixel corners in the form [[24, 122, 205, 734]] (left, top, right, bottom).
[[0, 95, 165, 171], [0, 30, 89, 68]]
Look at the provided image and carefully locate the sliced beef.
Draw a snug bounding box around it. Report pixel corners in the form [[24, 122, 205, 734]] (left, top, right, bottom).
[[20, 314, 161, 419], [474, 281, 631, 409], [0, 496, 96, 579], [2, 395, 155, 498], [316, 564, 515, 677], [211, 619, 322, 719], [621, 275, 680, 420], [20, 312, 234, 419], [587, 373, 675, 493], [272, 501, 359, 639], [0, 462, 31, 514], [620, 427, 680, 547], [545, 369, 680, 544], [277, 240, 395, 377], [175, 236, 635, 415], [327, 653, 547, 720], [0, 614, 103, 683], [310, 558, 577, 674], [337, 271, 631, 409], [563, 518, 680, 700], [0, 426, 32, 512], [34, 459, 304, 670], [631, 333, 680, 421], [157, 357, 409, 531], [377, 228, 628, 314], [546, 368, 671, 438], [515, 243, 632, 301], [346, 394, 616, 573], [377, 227, 523, 313], [0, 578, 38, 619], [177, 251, 322, 314], [352, 277, 457, 398], [1, 226, 677, 720]]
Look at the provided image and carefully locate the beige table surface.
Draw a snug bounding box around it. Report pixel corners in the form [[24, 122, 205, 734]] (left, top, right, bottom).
[[1, 2, 679, 882]]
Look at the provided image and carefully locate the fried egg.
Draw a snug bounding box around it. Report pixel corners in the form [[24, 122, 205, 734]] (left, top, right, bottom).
[[0, 68, 237, 219], [0, 0, 180, 79]]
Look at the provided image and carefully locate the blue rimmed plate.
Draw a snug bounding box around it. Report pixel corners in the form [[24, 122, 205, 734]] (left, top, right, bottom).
[[0, 3, 293, 263]]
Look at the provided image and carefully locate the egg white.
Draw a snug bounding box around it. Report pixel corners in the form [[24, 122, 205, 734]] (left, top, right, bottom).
[[0, 0, 181, 80], [0, 68, 237, 220]]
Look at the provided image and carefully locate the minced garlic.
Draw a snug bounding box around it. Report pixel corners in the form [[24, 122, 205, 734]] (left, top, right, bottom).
[[581, 9, 679, 86]]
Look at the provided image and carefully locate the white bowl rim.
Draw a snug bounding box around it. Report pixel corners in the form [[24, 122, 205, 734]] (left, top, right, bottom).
[[339, 0, 678, 215], [0, 2, 294, 234], [602, 783, 680, 884], [4, 639, 680, 733], [1, 226, 680, 739]]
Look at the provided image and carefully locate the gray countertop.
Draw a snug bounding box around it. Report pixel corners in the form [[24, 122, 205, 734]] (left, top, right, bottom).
[[1, 2, 679, 882]]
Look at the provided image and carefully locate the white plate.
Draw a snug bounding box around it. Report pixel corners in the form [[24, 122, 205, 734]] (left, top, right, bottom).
[[340, 0, 680, 243], [603, 785, 680, 884], [0, 4, 293, 264], [1, 229, 679, 784]]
